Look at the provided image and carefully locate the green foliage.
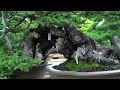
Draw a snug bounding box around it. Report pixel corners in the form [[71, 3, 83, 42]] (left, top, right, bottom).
[[2, 11, 120, 45], [7, 32, 24, 50], [80, 18, 95, 32], [35, 11, 86, 28], [0, 50, 43, 79]]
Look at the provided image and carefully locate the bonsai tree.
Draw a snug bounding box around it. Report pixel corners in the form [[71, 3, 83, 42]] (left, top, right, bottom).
[[1, 11, 120, 78]]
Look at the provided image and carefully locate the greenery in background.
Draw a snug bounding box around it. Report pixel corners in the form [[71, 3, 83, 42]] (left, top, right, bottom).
[[1, 11, 120, 78]]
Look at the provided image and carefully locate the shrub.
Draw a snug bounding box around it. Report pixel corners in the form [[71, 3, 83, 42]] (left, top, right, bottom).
[[0, 50, 43, 79]]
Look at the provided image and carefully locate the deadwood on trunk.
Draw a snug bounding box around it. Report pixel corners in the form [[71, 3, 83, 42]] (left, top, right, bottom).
[[63, 24, 119, 64], [1, 11, 13, 53], [83, 41, 119, 64], [73, 43, 119, 65]]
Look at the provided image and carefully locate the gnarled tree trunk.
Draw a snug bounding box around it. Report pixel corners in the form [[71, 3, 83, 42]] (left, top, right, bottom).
[[21, 24, 120, 65]]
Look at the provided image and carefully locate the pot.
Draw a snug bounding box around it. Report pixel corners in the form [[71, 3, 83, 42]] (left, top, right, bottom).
[[45, 62, 120, 79]]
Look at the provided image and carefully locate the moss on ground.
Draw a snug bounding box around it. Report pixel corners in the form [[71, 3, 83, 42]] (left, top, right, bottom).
[[62, 59, 100, 72], [61, 59, 120, 72]]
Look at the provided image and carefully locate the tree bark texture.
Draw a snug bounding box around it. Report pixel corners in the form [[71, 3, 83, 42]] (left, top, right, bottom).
[[21, 24, 120, 65]]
